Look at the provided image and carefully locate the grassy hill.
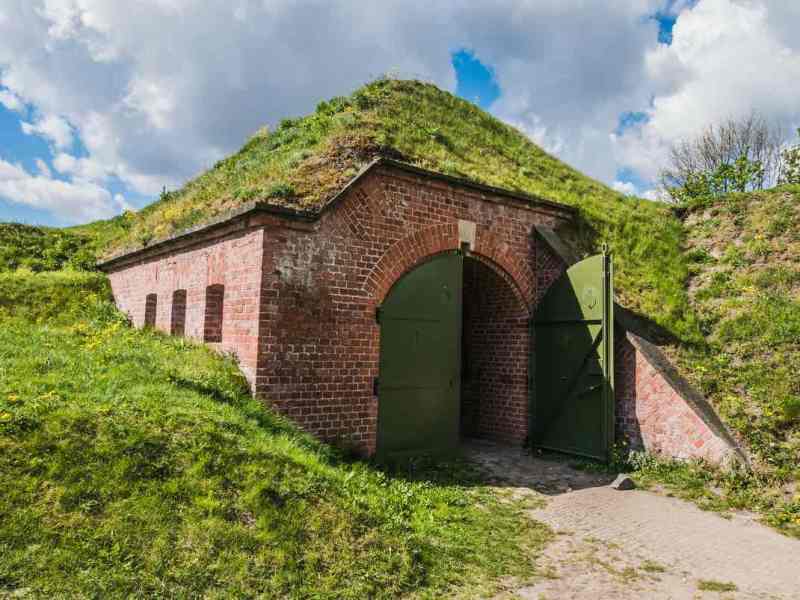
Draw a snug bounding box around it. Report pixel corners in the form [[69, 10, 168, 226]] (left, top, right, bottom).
[[678, 188, 800, 474], [640, 188, 799, 534], [0, 271, 547, 597], [105, 78, 699, 345]]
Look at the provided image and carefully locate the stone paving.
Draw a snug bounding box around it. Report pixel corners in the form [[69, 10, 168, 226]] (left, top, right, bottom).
[[464, 440, 800, 600]]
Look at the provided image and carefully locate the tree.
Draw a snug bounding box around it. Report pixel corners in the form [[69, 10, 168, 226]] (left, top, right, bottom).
[[779, 129, 800, 185], [660, 113, 783, 204]]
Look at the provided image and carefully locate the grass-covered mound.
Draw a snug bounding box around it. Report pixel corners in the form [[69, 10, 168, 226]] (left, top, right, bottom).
[[108, 78, 698, 343], [633, 187, 799, 535], [678, 187, 800, 476], [0, 272, 548, 597]]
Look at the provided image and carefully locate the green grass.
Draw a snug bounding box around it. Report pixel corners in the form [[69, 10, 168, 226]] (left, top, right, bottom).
[[640, 560, 666, 574], [676, 188, 800, 476], [0, 272, 549, 598], [697, 579, 738, 593], [3, 78, 799, 572], [0, 223, 96, 272]]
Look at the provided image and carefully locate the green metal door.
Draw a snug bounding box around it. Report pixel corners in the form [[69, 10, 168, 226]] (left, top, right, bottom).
[[533, 252, 614, 460], [377, 252, 463, 458]]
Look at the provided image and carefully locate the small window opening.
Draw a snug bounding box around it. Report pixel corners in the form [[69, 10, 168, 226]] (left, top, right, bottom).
[[204, 284, 224, 342], [171, 289, 187, 336], [144, 293, 157, 328]]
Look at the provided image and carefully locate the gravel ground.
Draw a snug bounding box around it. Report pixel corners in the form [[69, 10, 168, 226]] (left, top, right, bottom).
[[464, 440, 800, 600]]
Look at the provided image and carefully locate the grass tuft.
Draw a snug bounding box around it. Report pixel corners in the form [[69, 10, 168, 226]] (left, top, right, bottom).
[[697, 579, 738, 593]]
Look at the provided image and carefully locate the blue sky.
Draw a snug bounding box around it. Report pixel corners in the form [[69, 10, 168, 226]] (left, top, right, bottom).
[[452, 50, 500, 110], [1, 0, 798, 225]]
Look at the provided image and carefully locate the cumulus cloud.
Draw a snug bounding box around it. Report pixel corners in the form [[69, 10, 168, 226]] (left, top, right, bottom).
[[34, 158, 51, 178], [612, 180, 638, 195], [21, 113, 74, 149], [0, 88, 23, 111], [614, 0, 800, 182], [0, 158, 118, 222]]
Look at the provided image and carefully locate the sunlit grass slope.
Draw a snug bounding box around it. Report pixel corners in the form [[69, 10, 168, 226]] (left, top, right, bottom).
[[621, 188, 800, 538], [0, 271, 548, 597], [672, 187, 800, 478]]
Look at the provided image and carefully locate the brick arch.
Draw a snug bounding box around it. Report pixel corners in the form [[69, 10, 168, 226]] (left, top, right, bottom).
[[364, 223, 534, 314]]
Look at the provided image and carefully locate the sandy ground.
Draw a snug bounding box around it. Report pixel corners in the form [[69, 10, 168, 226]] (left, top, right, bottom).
[[464, 440, 800, 600]]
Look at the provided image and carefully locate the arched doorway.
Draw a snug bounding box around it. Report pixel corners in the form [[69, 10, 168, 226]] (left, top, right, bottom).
[[376, 251, 529, 458]]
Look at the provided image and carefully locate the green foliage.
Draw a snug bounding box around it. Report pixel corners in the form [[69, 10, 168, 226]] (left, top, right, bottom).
[[0, 271, 112, 324], [667, 154, 765, 207], [779, 129, 800, 185], [650, 188, 800, 535], [0, 272, 548, 597], [0, 223, 97, 272], [266, 182, 295, 199]]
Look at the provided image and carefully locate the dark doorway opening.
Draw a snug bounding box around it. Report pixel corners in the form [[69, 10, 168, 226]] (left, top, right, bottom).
[[376, 252, 529, 458], [460, 256, 529, 445], [171, 289, 187, 336]]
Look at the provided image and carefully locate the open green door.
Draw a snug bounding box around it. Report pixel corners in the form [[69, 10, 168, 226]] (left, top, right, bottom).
[[533, 252, 614, 460], [377, 252, 463, 458]]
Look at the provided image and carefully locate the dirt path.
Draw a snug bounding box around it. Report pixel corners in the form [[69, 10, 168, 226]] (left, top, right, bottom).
[[464, 441, 800, 600]]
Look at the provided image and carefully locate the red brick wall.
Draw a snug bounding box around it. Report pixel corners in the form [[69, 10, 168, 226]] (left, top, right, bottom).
[[615, 328, 737, 463], [534, 235, 567, 306], [461, 256, 529, 443], [107, 227, 265, 388], [254, 164, 569, 453]]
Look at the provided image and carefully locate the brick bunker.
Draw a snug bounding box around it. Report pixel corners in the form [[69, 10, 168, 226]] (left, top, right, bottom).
[[100, 158, 743, 463]]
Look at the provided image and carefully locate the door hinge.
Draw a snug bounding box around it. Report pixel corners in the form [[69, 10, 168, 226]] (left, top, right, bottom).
[[373, 377, 379, 396]]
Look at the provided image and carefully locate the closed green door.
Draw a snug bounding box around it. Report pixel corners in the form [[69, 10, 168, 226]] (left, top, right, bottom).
[[377, 252, 463, 458], [533, 253, 614, 460]]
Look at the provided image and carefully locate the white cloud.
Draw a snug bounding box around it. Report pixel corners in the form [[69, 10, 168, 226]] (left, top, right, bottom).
[[113, 192, 132, 212], [612, 180, 637, 195], [21, 114, 74, 149], [0, 0, 664, 217], [52, 151, 108, 183], [614, 0, 800, 182], [0, 158, 118, 222], [0, 88, 22, 111], [123, 77, 176, 131], [34, 158, 51, 178], [641, 188, 662, 201]]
